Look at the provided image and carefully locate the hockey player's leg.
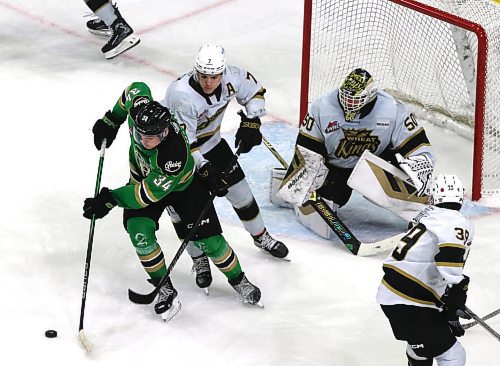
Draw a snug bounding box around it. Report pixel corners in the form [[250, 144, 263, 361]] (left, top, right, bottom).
[[84, 0, 140, 58], [186, 242, 212, 291], [434, 341, 466, 366], [127, 217, 181, 320], [406, 346, 433, 365], [226, 179, 289, 258], [193, 235, 261, 305], [168, 203, 213, 291]]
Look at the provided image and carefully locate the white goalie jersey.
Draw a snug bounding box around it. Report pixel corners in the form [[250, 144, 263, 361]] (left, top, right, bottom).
[[161, 65, 266, 167], [299, 89, 435, 169], [376, 205, 473, 309]]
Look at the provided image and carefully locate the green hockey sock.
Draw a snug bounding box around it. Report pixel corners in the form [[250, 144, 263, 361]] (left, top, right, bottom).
[[126, 217, 166, 278], [193, 235, 242, 281]]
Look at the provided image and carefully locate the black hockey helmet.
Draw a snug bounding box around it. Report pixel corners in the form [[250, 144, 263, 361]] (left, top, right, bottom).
[[134, 101, 172, 136], [339, 68, 377, 121]]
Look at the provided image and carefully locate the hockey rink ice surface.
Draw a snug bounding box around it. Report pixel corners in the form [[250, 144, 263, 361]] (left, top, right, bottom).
[[1, 0, 499, 365]]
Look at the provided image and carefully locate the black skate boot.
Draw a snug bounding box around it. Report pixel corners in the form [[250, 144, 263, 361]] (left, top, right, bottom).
[[229, 272, 261, 305], [253, 229, 289, 258], [148, 277, 181, 322], [192, 254, 213, 291], [101, 13, 140, 59], [86, 18, 111, 36]]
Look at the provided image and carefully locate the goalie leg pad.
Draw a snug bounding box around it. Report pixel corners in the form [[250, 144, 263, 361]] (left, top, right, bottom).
[[270, 167, 293, 208], [277, 145, 329, 206], [294, 200, 339, 240], [348, 151, 427, 221]]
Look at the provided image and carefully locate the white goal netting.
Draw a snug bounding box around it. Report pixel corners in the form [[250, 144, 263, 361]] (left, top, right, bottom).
[[302, 0, 500, 200]]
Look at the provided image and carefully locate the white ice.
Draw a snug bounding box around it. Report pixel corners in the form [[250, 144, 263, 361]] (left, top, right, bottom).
[[0, 1, 499, 365]]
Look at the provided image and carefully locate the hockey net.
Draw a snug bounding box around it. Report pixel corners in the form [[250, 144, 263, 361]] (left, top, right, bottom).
[[300, 0, 500, 201]]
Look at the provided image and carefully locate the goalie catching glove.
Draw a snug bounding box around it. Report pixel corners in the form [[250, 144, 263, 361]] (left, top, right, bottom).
[[396, 153, 433, 197], [235, 110, 262, 154]]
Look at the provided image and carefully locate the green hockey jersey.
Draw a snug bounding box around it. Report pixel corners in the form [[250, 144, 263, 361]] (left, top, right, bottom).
[[107, 82, 196, 209]]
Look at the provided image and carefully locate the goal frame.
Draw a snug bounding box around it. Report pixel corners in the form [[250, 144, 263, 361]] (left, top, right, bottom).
[[300, 0, 488, 201]]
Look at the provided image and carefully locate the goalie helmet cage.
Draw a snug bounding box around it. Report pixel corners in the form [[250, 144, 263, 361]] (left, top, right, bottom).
[[300, 0, 500, 201]]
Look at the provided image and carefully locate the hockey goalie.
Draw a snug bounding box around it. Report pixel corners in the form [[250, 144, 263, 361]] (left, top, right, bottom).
[[273, 68, 436, 239]]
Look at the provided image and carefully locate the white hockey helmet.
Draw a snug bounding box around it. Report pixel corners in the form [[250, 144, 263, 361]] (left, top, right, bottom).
[[194, 44, 226, 75], [430, 174, 465, 206], [339, 68, 377, 120]]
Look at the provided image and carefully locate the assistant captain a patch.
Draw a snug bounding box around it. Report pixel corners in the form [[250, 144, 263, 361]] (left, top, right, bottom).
[[324, 120, 340, 133]]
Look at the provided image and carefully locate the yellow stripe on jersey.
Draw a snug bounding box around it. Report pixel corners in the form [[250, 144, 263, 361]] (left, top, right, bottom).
[[393, 128, 431, 157], [435, 243, 466, 267], [134, 184, 148, 208], [382, 264, 443, 306]]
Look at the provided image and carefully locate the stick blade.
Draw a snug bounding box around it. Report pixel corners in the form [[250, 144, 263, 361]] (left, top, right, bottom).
[[356, 234, 403, 256], [78, 330, 93, 353], [128, 287, 158, 304]]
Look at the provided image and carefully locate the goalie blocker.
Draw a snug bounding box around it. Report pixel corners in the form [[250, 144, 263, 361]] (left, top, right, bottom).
[[271, 150, 428, 239]]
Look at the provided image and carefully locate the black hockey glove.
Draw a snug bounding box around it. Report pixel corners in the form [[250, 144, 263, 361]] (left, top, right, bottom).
[[316, 173, 336, 201], [235, 110, 262, 154], [83, 187, 117, 219], [441, 275, 471, 337], [92, 110, 124, 150], [199, 162, 229, 197]]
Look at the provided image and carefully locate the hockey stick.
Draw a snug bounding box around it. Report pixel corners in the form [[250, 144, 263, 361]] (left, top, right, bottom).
[[78, 139, 107, 353], [262, 135, 401, 256], [463, 308, 500, 330], [465, 306, 500, 342], [128, 150, 241, 305]]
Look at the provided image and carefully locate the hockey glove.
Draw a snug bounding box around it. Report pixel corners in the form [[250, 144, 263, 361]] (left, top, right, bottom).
[[199, 162, 229, 197], [92, 110, 124, 150], [441, 275, 471, 337], [316, 172, 336, 202], [83, 187, 117, 219], [235, 110, 262, 154], [396, 153, 433, 196]]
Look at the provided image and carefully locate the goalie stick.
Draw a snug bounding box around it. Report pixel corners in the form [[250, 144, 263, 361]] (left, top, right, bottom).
[[262, 135, 401, 256], [463, 307, 500, 330], [128, 150, 241, 305], [465, 306, 500, 342]]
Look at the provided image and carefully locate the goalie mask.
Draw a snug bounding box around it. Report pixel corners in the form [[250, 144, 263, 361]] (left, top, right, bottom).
[[339, 68, 377, 121], [430, 174, 465, 206], [194, 44, 226, 76], [132, 101, 171, 146]]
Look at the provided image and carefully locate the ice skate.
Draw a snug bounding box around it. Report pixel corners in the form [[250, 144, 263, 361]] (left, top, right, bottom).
[[253, 229, 289, 259], [101, 14, 140, 59], [230, 273, 263, 307], [148, 277, 181, 322], [86, 18, 112, 36], [192, 254, 212, 295]]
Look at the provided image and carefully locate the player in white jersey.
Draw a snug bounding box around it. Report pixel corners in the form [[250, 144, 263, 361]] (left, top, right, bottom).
[[377, 174, 473, 366], [161, 44, 289, 286], [278, 68, 435, 213]]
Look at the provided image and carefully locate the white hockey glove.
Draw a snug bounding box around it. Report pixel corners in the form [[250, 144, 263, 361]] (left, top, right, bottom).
[[396, 153, 434, 197]]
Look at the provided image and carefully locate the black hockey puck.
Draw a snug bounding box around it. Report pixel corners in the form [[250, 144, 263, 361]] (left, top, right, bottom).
[[45, 329, 57, 338]]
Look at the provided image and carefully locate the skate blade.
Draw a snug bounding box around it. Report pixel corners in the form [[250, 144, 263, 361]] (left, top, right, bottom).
[[257, 248, 291, 262], [88, 29, 112, 37], [204, 287, 210, 296], [160, 299, 181, 322], [104, 35, 141, 59]]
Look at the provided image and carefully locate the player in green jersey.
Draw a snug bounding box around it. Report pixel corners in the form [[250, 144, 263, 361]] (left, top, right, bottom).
[[82, 82, 261, 320]]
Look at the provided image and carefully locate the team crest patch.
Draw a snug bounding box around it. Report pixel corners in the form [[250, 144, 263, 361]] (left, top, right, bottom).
[[165, 160, 182, 173], [334, 128, 381, 158], [324, 120, 339, 133]]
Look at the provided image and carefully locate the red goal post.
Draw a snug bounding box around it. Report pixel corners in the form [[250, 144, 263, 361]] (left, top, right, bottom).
[[300, 0, 500, 201]]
